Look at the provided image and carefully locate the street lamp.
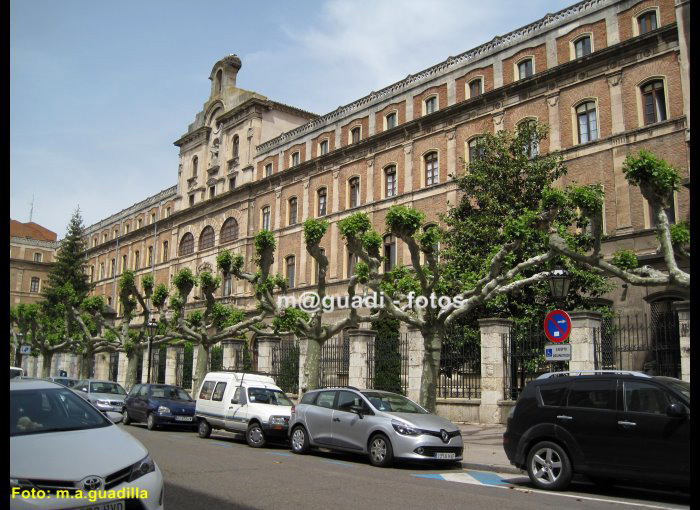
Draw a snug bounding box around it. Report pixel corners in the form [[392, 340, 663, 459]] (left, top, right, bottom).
[[145, 318, 159, 383], [548, 266, 571, 308]]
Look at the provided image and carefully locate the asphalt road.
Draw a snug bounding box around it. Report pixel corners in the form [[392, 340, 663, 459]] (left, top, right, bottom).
[[120, 424, 691, 510]]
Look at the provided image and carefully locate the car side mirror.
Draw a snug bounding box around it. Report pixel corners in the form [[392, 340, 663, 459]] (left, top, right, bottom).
[[105, 411, 124, 424], [666, 402, 688, 418], [350, 405, 364, 418], [81, 388, 88, 392], [231, 398, 238, 404]]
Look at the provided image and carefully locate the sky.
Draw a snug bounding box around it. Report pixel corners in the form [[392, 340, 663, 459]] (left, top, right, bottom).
[[10, 0, 574, 239]]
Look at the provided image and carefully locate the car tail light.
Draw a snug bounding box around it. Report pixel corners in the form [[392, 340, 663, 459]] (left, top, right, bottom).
[[290, 405, 295, 414]]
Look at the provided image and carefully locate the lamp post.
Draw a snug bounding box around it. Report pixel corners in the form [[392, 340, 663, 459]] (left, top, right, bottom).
[[146, 318, 158, 384], [548, 266, 571, 309]]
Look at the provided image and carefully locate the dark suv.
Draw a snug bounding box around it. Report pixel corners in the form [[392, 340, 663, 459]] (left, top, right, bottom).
[[503, 371, 690, 491]]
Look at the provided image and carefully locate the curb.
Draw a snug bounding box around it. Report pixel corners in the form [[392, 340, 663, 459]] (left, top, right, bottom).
[[460, 462, 524, 475]]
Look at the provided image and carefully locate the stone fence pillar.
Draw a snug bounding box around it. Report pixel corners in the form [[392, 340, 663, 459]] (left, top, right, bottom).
[[297, 337, 310, 397], [141, 350, 150, 384], [478, 318, 512, 424], [94, 353, 109, 380], [165, 347, 178, 385], [257, 335, 281, 375], [117, 352, 128, 388], [569, 311, 602, 372], [406, 327, 425, 403], [673, 301, 690, 382], [348, 328, 376, 389]]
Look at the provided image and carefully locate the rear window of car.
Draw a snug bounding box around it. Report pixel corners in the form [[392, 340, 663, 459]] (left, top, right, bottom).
[[300, 392, 317, 405], [212, 382, 227, 402], [566, 378, 616, 410], [315, 391, 336, 409], [199, 381, 216, 400], [538, 383, 569, 406]]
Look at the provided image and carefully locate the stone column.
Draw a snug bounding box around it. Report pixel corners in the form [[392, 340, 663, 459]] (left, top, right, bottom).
[[165, 347, 178, 385], [402, 143, 413, 193], [478, 318, 512, 424], [365, 158, 374, 203], [673, 301, 690, 382], [141, 352, 150, 383], [117, 352, 128, 388], [446, 129, 456, 178], [257, 335, 281, 375], [348, 328, 376, 389], [606, 72, 625, 135], [546, 93, 560, 151], [94, 353, 109, 380], [569, 311, 602, 372], [297, 337, 310, 397], [406, 327, 425, 403], [493, 111, 505, 133], [222, 341, 235, 369]]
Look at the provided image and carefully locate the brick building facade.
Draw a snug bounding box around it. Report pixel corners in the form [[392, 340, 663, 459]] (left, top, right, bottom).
[[82, 0, 690, 337]]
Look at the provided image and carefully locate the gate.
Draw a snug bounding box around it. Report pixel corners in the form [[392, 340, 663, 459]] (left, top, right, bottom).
[[503, 324, 568, 400], [318, 332, 349, 388], [438, 324, 481, 399], [271, 339, 300, 394], [367, 333, 406, 394], [595, 312, 680, 378], [108, 352, 119, 382], [175, 345, 194, 389], [150, 346, 166, 384], [136, 350, 143, 383]]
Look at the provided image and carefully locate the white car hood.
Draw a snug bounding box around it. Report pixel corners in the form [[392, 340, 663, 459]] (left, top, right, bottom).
[[10, 425, 147, 480], [249, 403, 292, 416]]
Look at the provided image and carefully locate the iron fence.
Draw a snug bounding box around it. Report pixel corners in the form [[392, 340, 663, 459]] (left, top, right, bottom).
[[595, 312, 680, 378], [271, 339, 300, 394], [108, 352, 119, 382], [208, 345, 224, 372], [438, 337, 481, 399], [318, 332, 349, 388], [503, 324, 568, 400], [175, 345, 193, 390], [366, 333, 407, 394], [150, 346, 166, 384]]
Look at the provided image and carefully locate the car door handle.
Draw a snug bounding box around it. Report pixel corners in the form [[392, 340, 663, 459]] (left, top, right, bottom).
[[556, 415, 573, 420], [332, 418, 340, 422], [617, 421, 637, 427]]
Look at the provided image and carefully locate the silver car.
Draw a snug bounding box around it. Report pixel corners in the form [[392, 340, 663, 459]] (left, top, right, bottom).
[[289, 387, 464, 467], [73, 379, 127, 413]]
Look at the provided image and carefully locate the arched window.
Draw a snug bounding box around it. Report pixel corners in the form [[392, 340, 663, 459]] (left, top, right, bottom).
[[192, 156, 198, 177], [383, 235, 396, 272], [134, 251, 140, 270], [637, 10, 657, 35], [349, 177, 360, 208], [232, 135, 239, 158], [220, 218, 239, 244], [286, 256, 296, 288], [317, 188, 327, 217], [385, 165, 397, 198], [216, 69, 223, 93], [469, 78, 482, 98], [576, 101, 598, 144], [351, 126, 361, 144], [574, 35, 592, 58], [319, 139, 329, 156], [288, 197, 298, 226], [641, 80, 667, 125], [424, 152, 438, 186], [468, 137, 485, 164], [385, 112, 397, 130], [179, 233, 194, 256], [517, 119, 538, 158], [517, 58, 533, 80], [261, 206, 271, 230], [425, 96, 437, 114], [199, 226, 215, 250]]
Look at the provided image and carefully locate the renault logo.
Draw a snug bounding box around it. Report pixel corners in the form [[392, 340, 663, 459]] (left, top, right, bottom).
[[440, 429, 449, 443], [80, 476, 104, 491]]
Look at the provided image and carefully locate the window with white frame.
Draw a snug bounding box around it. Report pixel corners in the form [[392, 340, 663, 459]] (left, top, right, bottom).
[[385, 112, 397, 130], [349, 177, 360, 208], [261, 206, 271, 230], [641, 80, 667, 125], [30, 277, 40, 293], [265, 163, 273, 177], [385, 165, 397, 197], [317, 188, 327, 217], [289, 197, 298, 226], [33, 252, 42, 262], [286, 256, 296, 288], [319, 139, 329, 156], [425, 96, 437, 114], [637, 10, 657, 34], [517, 58, 533, 80], [576, 101, 598, 144], [574, 35, 592, 58], [383, 235, 396, 272], [424, 152, 438, 186], [351, 127, 361, 144], [291, 151, 300, 167], [469, 78, 482, 98]]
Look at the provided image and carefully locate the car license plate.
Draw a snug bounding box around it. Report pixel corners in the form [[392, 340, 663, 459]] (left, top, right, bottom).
[[436, 452, 455, 460], [73, 500, 124, 510], [175, 416, 193, 421]]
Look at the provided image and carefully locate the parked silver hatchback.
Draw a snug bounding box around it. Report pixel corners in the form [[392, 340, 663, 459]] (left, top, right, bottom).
[[289, 387, 463, 467]]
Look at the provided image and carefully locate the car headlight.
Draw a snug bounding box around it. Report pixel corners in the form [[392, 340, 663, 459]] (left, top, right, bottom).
[[157, 406, 171, 414], [391, 419, 421, 436], [269, 416, 289, 425], [128, 455, 156, 482], [95, 399, 111, 407]]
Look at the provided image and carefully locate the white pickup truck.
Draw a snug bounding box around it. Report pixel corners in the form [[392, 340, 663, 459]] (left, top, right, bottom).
[[195, 372, 294, 448]]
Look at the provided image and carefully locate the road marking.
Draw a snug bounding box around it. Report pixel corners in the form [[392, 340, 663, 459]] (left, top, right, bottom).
[[414, 472, 687, 510], [211, 441, 233, 447], [320, 460, 354, 467], [265, 452, 291, 457]]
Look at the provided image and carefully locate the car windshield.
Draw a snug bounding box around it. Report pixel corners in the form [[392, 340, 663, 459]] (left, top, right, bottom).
[[247, 388, 293, 406], [90, 382, 126, 395], [11, 388, 111, 437], [661, 378, 690, 401], [150, 386, 193, 401], [55, 378, 79, 388], [361, 391, 428, 414], [10, 368, 23, 379]]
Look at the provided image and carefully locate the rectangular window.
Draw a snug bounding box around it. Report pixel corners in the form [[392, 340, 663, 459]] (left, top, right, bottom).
[[30, 277, 40, 293], [223, 275, 232, 296], [320, 140, 328, 155], [33, 252, 42, 262], [265, 163, 273, 177], [469, 79, 482, 98], [318, 189, 327, 217], [539, 384, 569, 406], [166, 207, 171, 217], [209, 186, 216, 199], [199, 381, 216, 400], [349, 178, 360, 208], [638, 12, 657, 34], [291, 152, 300, 166], [425, 152, 438, 186], [518, 59, 533, 80], [229, 176, 236, 190], [642, 81, 667, 125], [262, 207, 270, 230], [211, 382, 227, 401], [576, 102, 598, 144], [110, 259, 116, 277], [148, 246, 153, 266], [566, 379, 616, 410], [425, 97, 437, 114], [289, 198, 298, 225], [122, 255, 127, 273], [286, 257, 295, 288], [162, 241, 169, 263], [189, 195, 195, 207], [135, 251, 140, 270], [385, 166, 396, 197], [574, 36, 592, 58], [386, 112, 397, 130], [151, 213, 156, 224], [351, 127, 361, 144]]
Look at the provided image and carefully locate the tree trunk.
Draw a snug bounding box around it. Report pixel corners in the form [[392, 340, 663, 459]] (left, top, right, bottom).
[[301, 338, 322, 393], [41, 351, 54, 378], [124, 347, 142, 390], [79, 349, 93, 379], [419, 327, 443, 413], [192, 343, 210, 396]]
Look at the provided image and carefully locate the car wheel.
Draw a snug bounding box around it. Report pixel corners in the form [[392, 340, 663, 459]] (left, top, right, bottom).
[[146, 413, 158, 431], [290, 426, 310, 454], [122, 409, 131, 425], [368, 434, 393, 468], [198, 419, 211, 439], [526, 441, 572, 491], [246, 422, 266, 448]]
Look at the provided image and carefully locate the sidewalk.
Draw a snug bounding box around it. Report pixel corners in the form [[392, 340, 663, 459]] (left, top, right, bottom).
[[457, 423, 524, 474]]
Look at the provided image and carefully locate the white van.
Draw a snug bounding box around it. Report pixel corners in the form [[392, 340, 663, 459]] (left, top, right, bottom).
[[195, 372, 294, 448]]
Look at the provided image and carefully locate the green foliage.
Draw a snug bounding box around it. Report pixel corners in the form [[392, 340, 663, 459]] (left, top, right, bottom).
[[199, 271, 221, 297], [209, 303, 245, 331], [622, 149, 680, 201], [371, 315, 402, 394], [186, 310, 203, 329], [567, 184, 604, 217], [119, 270, 136, 292], [173, 268, 197, 298], [141, 274, 154, 296], [354, 261, 370, 284], [338, 212, 372, 239], [611, 249, 639, 271], [216, 250, 234, 275], [360, 230, 382, 253], [303, 219, 329, 246], [255, 273, 287, 296], [669, 221, 690, 248], [379, 265, 421, 298], [417, 225, 442, 254], [81, 295, 106, 315], [254, 230, 276, 255], [272, 307, 309, 335], [151, 284, 169, 309], [386, 205, 425, 237]]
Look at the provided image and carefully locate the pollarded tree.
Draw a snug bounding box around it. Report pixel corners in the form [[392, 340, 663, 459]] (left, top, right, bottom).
[[549, 149, 689, 289]]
